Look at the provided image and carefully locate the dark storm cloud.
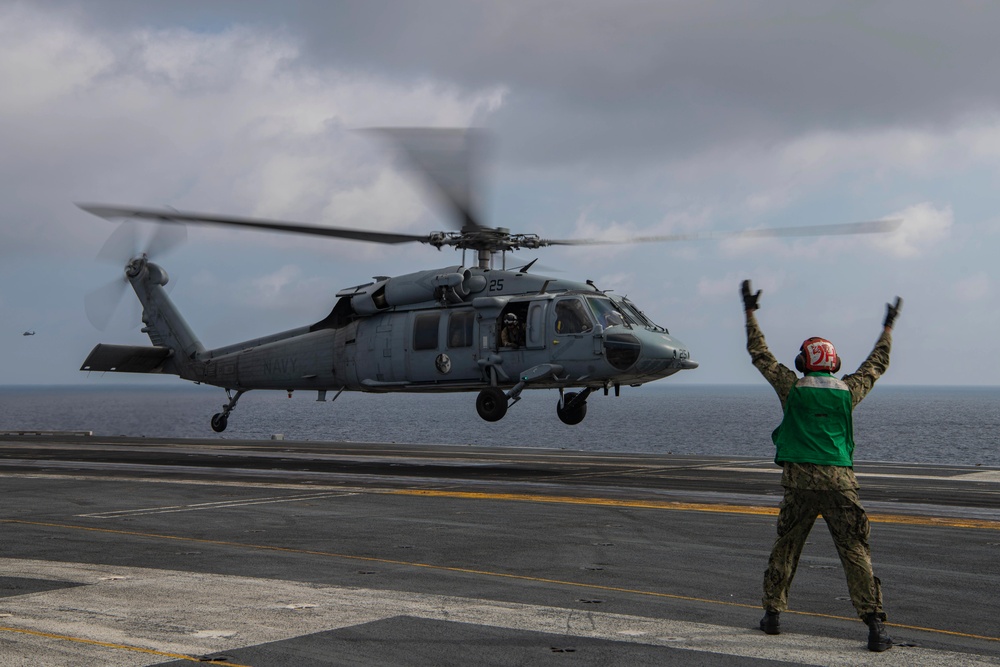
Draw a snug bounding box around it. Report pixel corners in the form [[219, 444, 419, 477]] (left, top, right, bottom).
[[47, 0, 1000, 167]]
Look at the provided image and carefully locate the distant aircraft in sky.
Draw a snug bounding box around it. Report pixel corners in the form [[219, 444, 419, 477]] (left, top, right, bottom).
[[22, 330, 35, 336]]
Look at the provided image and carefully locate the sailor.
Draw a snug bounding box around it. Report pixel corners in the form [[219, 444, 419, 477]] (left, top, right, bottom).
[[500, 312, 524, 348], [741, 279, 902, 652]]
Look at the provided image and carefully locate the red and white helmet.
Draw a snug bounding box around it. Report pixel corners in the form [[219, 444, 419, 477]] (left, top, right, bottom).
[[795, 337, 841, 373]]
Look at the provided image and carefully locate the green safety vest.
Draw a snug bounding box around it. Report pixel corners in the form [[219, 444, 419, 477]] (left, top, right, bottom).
[[772, 373, 855, 467]]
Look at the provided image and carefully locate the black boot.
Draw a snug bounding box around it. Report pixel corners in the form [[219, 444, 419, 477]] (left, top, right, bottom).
[[759, 609, 780, 635], [864, 613, 892, 652]]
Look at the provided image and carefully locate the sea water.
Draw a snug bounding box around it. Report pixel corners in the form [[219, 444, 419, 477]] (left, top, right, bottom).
[[1, 384, 997, 467]]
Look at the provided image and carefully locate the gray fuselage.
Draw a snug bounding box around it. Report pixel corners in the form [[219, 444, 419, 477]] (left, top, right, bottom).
[[172, 265, 696, 394]]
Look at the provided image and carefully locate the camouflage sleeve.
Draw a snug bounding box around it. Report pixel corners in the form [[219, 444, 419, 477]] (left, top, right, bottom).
[[842, 329, 892, 408], [746, 312, 798, 408]]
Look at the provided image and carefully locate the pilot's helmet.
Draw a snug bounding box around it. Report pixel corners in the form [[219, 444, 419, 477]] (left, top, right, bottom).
[[504, 313, 518, 325]]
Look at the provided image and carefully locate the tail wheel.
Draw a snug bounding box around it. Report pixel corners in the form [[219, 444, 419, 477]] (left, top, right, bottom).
[[210, 413, 228, 433], [556, 392, 587, 425], [476, 387, 508, 422]]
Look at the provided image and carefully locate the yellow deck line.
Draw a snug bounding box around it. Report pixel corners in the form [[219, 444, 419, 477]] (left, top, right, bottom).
[[385, 489, 1000, 530]]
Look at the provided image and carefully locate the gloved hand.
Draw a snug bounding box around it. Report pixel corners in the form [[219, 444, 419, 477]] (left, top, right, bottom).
[[884, 296, 902, 329], [741, 280, 761, 312]]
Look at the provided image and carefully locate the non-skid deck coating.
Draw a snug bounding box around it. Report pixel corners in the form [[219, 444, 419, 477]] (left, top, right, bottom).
[[0, 434, 998, 666]]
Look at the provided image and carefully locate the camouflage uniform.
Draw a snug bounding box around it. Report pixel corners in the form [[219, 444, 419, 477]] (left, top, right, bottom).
[[500, 322, 524, 348], [747, 312, 892, 620]]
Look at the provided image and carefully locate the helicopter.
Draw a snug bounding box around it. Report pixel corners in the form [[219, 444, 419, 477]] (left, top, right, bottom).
[[22, 331, 35, 336], [78, 129, 901, 432]]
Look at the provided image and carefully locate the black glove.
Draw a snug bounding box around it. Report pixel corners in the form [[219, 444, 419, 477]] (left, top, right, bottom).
[[741, 280, 761, 312], [884, 296, 902, 329]]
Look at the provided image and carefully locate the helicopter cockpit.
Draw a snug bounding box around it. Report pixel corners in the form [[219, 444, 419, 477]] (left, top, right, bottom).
[[554, 298, 593, 334], [494, 293, 667, 347], [598, 294, 668, 333], [629, 298, 667, 331], [585, 296, 625, 329]]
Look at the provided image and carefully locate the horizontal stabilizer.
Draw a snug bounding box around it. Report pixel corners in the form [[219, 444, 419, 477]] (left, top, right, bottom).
[[81, 344, 172, 373]]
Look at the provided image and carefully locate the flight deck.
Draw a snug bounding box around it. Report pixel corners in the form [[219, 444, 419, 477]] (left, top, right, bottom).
[[0, 433, 997, 666]]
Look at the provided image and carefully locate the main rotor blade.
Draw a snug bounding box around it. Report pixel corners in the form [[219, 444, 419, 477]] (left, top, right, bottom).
[[77, 203, 435, 245], [539, 219, 902, 247], [365, 127, 488, 233]]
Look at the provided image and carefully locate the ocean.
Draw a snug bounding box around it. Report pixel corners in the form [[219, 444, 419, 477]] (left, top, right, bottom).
[[0, 384, 997, 467]]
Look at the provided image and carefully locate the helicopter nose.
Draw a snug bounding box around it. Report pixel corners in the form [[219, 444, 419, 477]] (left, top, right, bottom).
[[640, 332, 698, 374], [604, 331, 696, 377], [659, 334, 697, 368]]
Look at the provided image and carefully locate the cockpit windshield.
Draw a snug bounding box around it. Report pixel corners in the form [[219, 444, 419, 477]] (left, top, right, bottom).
[[586, 296, 625, 328], [609, 295, 668, 333]]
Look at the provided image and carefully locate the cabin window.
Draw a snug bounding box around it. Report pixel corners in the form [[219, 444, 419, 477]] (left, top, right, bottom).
[[554, 298, 593, 334], [448, 311, 474, 348], [413, 313, 440, 350], [527, 303, 546, 347]]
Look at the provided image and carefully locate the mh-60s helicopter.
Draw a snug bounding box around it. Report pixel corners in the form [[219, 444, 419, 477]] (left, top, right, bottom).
[[78, 129, 900, 432]]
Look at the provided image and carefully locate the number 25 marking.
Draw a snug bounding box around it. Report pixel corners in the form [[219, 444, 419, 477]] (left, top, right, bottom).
[[488, 279, 504, 292]]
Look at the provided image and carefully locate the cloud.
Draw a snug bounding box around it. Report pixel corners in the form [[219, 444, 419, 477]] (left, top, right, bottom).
[[697, 276, 741, 302], [953, 272, 991, 303], [0, 5, 507, 261], [645, 121, 999, 227], [319, 168, 427, 234], [568, 211, 638, 243], [0, 6, 113, 113], [697, 271, 788, 301], [593, 272, 636, 294], [713, 201, 952, 261], [190, 264, 330, 314], [871, 202, 952, 259], [246, 265, 308, 307], [542, 114, 992, 269], [31, 2, 1000, 161]]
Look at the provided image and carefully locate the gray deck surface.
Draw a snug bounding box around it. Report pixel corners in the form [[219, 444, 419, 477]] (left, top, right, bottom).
[[0, 434, 997, 666]]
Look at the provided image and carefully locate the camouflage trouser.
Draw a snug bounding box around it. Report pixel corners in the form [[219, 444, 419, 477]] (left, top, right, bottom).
[[762, 486, 885, 620]]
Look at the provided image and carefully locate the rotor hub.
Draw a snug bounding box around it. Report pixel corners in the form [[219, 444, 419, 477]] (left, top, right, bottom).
[[125, 255, 146, 278]]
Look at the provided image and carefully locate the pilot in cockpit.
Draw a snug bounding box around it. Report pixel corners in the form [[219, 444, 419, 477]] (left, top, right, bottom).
[[555, 299, 593, 334]]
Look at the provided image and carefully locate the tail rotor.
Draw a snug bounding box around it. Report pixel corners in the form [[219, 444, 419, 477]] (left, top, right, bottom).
[[85, 219, 187, 330]]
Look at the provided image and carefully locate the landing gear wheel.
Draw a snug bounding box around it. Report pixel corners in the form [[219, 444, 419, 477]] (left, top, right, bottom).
[[557, 392, 587, 425], [211, 413, 228, 433], [210, 388, 245, 433], [476, 387, 508, 422]]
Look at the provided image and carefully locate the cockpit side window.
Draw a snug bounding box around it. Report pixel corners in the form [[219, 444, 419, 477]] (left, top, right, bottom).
[[554, 298, 593, 334]]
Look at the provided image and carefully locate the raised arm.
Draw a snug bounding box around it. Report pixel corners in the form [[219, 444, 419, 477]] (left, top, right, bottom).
[[743, 280, 797, 407], [843, 297, 902, 407]]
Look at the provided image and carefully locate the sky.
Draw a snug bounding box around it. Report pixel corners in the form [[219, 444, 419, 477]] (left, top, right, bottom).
[[1, 0, 998, 387]]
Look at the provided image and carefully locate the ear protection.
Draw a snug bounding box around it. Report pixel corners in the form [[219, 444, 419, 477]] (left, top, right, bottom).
[[795, 337, 841, 373]]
